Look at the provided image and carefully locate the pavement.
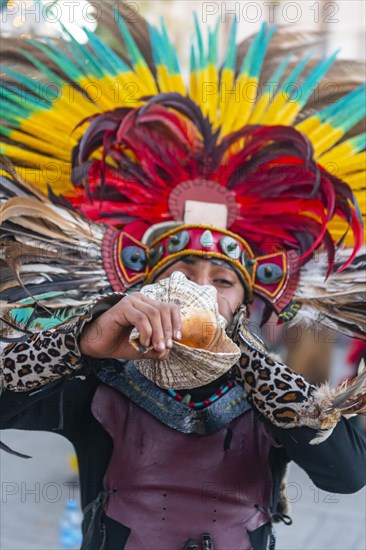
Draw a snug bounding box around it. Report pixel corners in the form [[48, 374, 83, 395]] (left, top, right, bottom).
[[0, 427, 365, 550]]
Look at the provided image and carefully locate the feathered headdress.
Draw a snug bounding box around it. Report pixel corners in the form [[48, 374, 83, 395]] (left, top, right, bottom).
[[0, 5, 365, 338]]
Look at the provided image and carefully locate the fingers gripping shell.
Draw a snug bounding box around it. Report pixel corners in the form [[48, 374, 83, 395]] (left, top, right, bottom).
[[129, 272, 241, 389]]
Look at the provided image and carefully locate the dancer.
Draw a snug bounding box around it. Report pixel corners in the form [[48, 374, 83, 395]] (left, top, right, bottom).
[[1, 7, 365, 549]]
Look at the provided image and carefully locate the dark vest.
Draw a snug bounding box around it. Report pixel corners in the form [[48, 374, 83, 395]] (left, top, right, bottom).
[[91, 364, 277, 550]]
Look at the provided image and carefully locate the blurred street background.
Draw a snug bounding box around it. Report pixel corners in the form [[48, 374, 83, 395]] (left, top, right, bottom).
[[1, 0, 365, 548]]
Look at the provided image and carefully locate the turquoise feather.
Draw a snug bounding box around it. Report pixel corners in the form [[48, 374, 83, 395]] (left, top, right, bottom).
[[149, 24, 162, 66], [160, 17, 180, 73], [263, 53, 292, 95], [249, 25, 276, 78], [2, 84, 51, 109], [294, 51, 338, 107], [349, 133, 366, 153], [277, 52, 312, 98], [315, 85, 365, 122], [10, 306, 75, 331], [208, 19, 219, 66], [0, 95, 34, 118], [83, 27, 130, 74], [27, 38, 81, 81], [1, 67, 55, 102], [193, 12, 205, 69], [189, 42, 197, 73], [329, 91, 366, 129], [222, 19, 237, 71], [238, 22, 266, 76], [19, 48, 65, 89], [59, 25, 105, 78], [113, 7, 143, 66]]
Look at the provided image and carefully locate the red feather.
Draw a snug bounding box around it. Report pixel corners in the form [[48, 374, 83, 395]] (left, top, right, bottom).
[[68, 93, 363, 274]]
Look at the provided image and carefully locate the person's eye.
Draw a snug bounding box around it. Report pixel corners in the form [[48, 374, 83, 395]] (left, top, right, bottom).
[[214, 279, 233, 287]]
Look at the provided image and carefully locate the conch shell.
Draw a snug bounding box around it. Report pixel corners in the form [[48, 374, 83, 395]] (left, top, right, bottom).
[[129, 271, 241, 389]]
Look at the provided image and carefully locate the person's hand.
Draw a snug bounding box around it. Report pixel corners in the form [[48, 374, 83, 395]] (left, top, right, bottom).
[[182, 533, 214, 549], [79, 293, 182, 361]]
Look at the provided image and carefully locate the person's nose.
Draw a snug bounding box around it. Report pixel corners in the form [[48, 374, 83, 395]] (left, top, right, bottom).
[[190, 267, 211, 286]]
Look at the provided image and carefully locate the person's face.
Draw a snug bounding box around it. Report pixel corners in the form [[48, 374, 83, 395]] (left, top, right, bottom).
[[155, 256, 245, 323]]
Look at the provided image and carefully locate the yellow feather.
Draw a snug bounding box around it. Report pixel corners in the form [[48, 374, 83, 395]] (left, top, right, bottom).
[[156, 65, 170, 92], [274, 101, 301, 126], [327, 218, 356, 245], [17, 118, 74, 147], [77, 75, 117, 111], [1, 144, 63, 166], [296, 116, 322, 136], [260, 89, 289, 125], [318, 141, 353, 164], [47, 86, 98, 123], [1, 144, 74, 194], [206, 64, 219, 124], [189, 70, 198, 104], [218, 68, 235, 126], [336, 154, 366, 176], [58, 86, 97, 118], [167, 74, 186, 96], [134, 61, 158, 95], [16, 166, 73, 195], [196, 68, 209, 114], [21, 106, 95, 140], [5, 130, 71, 160], [343, 172, 366, 188], [108, 72, 147, 101], [231, 76, 258, 131], [220, 74, 250, 136], [307, 123, 344, 157], [248, 92, 272, 124]]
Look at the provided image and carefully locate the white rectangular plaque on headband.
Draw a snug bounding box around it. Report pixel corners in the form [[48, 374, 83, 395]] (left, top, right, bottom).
[[184, 200, 228, 229]]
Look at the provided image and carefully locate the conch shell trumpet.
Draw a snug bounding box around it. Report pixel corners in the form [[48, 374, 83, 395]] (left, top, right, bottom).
[[129, 272, 241, 389]]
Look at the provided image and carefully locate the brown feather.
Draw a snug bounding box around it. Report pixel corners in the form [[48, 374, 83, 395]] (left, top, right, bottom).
[[0, 196, 102, 243]]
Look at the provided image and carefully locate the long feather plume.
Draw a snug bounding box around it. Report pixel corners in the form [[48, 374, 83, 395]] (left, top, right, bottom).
[[291, 247, 366, 339], [0, 158, 108, 336]]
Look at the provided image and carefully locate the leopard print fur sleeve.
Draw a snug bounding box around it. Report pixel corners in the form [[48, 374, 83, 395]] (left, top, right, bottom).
[[231, 320, 366, 443], [233, 325, 316, 427], [0, 293, 125, 393]]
